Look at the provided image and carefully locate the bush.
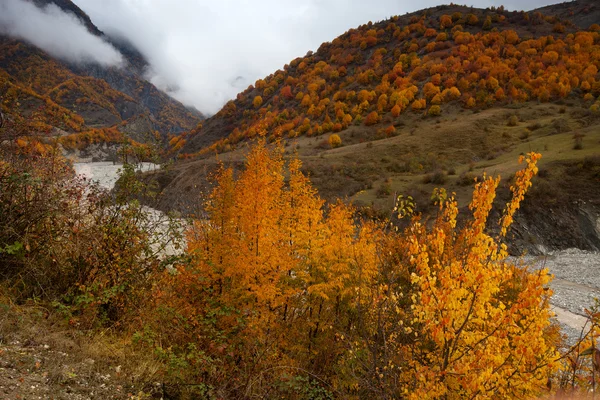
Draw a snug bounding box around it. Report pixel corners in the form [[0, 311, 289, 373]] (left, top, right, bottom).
[[0, 147, 179, 326], [376, 180, 392, 198], [422, 169, 447, 184], [428, 105, 441, 117], [507, 115, 519, 126], [328, 133, 342, 148], [519, 130, 530, 140], [457, 171, 477, 186]]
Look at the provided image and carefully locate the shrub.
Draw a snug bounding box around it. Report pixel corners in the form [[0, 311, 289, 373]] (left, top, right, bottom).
[[411, 99, 427, 111], [0, 145, 179, 325], [328, 133, 342, 148], [428, 105, 441, 116], [527, 122, 543, 131], [422, 169, 447, 184], [376, 180, 392, 198], [573, 132, 584, 149], [457, 171, 476, 186], [552, 118, 570, 133], [364, 111, 381, 126], [507, 115, 519, 126]]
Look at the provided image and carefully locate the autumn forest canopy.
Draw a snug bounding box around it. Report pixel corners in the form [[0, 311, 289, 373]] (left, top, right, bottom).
[[178, 4, 600, 156]]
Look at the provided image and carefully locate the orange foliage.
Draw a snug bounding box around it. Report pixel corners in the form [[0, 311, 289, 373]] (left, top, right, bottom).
[[411, 98, 427, 111], [440, 15, 453, 29], [364, 111, 381, 126], [176, 8, 600, 157]]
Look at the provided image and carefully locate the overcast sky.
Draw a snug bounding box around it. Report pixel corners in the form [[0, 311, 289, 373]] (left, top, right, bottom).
[[17, 0, 564, 115]]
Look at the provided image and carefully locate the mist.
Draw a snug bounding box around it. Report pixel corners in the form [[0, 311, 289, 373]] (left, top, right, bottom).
[[73, 0, 560, 116], [0, 0, 124, 67]]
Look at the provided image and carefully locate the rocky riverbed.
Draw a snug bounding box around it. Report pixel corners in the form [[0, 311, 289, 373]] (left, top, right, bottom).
[[525, 249, 600, 345], [73, 162, 159, 190]]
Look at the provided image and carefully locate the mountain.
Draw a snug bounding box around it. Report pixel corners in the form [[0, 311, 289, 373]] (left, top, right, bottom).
[[151, 1, 600, 254], [0, 0, 202, 157], [534, 0, 600, 29], [175, 2, 599, 156]]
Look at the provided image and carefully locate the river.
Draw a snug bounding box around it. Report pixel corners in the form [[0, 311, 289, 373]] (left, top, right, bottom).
[[73, 161, 184, 257]]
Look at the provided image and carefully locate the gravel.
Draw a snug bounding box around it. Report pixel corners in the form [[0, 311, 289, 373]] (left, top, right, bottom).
[[524, 249, 600, 345]]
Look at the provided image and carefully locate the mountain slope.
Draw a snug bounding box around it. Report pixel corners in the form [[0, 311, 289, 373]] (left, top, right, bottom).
[[533, 0, 600, 29], [0, 0, 202, 155], [152, 1, 600, 255], [177, 2, 599, 157]]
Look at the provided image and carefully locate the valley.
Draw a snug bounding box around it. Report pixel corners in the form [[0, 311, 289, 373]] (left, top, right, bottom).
[[1, 0, 600, 397]]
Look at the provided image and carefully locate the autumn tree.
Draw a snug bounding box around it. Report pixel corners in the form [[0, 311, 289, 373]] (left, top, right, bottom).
[[342, 153, 559, 398], [280, 85, 293, 100], [365, 110, 381, 125], [154, 140, 379, 396], [328, 133, 342, 148], [411, 98, 427, 111], [440, 14, 453, 29]]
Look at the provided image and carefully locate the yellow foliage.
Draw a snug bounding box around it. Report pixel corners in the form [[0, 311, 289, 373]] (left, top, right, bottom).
[[252, 95, 263, 108], [328, 133, 342, 148], [155, 142, 560, 397], [411, 98, 427, 111]]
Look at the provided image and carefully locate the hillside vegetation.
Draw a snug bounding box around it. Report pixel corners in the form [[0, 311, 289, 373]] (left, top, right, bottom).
[[0, 0, 202, 158], [152, 2, 600, 255], [179, 3, 600, 156]]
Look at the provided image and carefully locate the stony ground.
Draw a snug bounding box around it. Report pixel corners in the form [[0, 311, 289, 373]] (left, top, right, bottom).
[[526, 249, 600, 345], [0, 302, 163, 400]]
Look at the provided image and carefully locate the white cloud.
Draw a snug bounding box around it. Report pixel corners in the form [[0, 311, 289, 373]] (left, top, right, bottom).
[[73, 0, 559, 115], [0, 0, 124, 67]]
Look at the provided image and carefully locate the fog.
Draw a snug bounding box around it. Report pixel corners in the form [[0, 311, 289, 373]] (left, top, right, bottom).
[[0, 0, 124, 67]]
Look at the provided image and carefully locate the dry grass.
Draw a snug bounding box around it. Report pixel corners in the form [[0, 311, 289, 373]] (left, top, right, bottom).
[[151, 100, 600, 218], [0, 288, 163, 398]]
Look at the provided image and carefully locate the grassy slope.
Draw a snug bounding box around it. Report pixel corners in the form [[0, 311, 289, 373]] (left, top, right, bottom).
[[155, 99, 598, 203]]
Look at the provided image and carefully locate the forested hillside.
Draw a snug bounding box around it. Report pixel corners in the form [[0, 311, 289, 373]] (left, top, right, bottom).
[[178, 3, 600, 156], [0, 0, 202, 158]]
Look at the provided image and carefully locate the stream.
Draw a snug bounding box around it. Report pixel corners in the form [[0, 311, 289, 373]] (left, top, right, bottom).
[[73, 161, 183, 257]]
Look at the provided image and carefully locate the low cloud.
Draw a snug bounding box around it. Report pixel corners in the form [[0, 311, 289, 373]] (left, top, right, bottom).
[[0, 0, 124, 67]]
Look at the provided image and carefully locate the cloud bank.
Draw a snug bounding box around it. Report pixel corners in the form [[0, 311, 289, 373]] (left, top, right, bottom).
[[75, 0, 564, 115], [0, 0, 124, 67]]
